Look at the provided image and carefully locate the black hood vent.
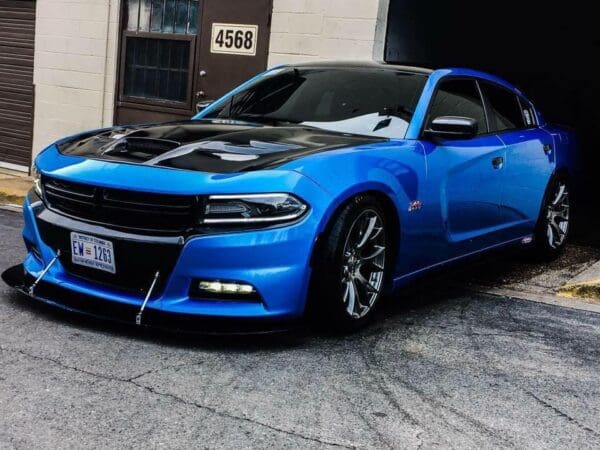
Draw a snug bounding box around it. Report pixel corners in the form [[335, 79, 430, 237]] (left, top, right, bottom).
[[56, 120, 387, 173], [101, 137, 181, 161]]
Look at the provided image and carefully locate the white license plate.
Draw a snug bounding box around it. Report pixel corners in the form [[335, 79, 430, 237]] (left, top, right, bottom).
[[70, 232, 116, 274]]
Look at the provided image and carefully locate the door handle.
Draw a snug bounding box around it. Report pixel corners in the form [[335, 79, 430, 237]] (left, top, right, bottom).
[[492, 156, 504, 169]]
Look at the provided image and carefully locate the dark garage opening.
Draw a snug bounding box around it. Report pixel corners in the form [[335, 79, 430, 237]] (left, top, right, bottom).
[[385, 0, 599, 243]]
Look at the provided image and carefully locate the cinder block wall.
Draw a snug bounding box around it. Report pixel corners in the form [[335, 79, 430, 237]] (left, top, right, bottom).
[[31, 0, 120, 159], [268, 0, 388, 66]]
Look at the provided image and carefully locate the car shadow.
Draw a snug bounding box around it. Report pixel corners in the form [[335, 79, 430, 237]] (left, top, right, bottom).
[[2, 268, 464, 352], [5, 240, 595, 350]]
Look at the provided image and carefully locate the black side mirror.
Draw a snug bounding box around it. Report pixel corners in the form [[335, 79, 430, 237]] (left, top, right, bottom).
[[196, 100, 214, 113], [425, 116, 478, 140]]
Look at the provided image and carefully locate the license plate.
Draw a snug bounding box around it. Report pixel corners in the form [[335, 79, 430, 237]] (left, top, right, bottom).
[[70, 232, 116, 274]]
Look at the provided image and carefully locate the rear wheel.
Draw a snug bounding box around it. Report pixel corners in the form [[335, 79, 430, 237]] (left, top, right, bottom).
[[532, 176, 571, 259], [310, 195, 390, 332]]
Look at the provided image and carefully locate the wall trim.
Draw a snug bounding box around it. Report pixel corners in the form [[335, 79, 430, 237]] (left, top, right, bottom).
[[0, 161, 29, 174], [373, 0, 390, 61]]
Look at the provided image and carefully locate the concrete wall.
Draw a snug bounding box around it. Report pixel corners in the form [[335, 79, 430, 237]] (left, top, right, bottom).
[[267, 0, 388, 67], [32, 0, 120, 159]]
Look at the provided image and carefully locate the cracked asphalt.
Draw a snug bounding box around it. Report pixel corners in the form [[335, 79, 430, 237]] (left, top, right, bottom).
[[1, 210, 599, 449]]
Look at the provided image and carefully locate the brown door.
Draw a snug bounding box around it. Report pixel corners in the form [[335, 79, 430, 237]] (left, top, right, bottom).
[[114, 0, 272, 125], [195, 0, 272, 103], [0, 0, 35, 171]]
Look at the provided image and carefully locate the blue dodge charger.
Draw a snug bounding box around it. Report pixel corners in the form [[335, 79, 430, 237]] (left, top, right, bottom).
[[2, 62, 577, 332]]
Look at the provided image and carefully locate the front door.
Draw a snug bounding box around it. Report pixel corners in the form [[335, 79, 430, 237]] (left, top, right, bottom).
[[114, 0, 272, 125], [422, 78, 507, 262]]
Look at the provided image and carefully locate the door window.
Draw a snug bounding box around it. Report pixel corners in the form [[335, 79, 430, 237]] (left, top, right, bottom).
[[427, 79, 488, 135], [481, 82, 526, 131], [120, 0, 199, 108]]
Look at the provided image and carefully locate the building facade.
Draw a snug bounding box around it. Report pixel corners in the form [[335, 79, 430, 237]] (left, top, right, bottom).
[[0, 0, 389, 172]]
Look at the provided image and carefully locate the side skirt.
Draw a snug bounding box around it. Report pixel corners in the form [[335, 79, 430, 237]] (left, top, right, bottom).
[[391, 235, 533, 290]]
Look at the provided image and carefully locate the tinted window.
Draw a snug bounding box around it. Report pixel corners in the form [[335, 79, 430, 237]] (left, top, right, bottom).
[[481, 83, 526, 131], [427, 79, 487, 135], [204, 68, 428, 138], [518, 97, 537, 128]]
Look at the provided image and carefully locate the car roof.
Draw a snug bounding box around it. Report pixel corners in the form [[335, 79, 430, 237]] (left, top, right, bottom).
[[283, 61, 524, 98], [287, 60, 434, 75]]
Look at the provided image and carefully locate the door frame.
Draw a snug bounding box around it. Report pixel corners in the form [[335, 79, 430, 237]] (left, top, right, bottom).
[[112, 0, 273, 125]]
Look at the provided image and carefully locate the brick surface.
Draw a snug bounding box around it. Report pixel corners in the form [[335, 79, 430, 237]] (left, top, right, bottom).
[[32, 0, 119, 159], [268, 0, 381, 66]]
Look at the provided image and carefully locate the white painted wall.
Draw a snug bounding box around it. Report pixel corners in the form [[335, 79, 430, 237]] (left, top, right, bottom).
[[31, 0, 120, 160], [267, 0, 388, 67]]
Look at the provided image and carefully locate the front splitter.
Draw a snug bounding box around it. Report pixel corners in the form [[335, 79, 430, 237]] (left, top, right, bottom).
[[1, 264, 301, 335]]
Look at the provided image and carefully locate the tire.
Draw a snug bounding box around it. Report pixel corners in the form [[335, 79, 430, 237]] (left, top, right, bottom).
[[309, 195, 391, 332], [531, 175, 572, 260]]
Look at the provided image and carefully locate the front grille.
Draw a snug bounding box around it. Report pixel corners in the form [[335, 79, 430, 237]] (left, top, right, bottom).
[[36, 218, 182, 296], [42, 176, 201, 234]]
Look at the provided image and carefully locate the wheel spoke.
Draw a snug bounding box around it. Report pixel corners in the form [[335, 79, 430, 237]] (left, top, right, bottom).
[[342, 280, 351, 303], [362, 245, 385, 260], [356, 216, 377, 249], [552, 219, 565, 240], [345, 280, 356, 316], [547, 223, 555, 247], [552, 184, 566, 206]]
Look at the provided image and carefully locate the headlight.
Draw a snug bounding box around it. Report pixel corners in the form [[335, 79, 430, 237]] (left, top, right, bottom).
[[203, 193, 308, 224], [32, 166, 42, 197]]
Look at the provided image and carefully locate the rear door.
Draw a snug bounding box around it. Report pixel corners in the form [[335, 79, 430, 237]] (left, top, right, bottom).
[[422, 78, 508, 260], [480, 82, 555, 238]]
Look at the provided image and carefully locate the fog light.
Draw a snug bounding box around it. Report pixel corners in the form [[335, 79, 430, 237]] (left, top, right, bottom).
[[194, 280, 259, 300]]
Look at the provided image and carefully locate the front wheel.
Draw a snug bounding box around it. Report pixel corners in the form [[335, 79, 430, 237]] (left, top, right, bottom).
[[309, 195, 390, 332], [532, 176, 571, 259]]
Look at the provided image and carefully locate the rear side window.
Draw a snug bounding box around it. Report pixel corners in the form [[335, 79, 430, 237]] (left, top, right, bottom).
[[519, 98, 537, 127], [427, 79, 488, 135], [481, 82, 526, 131]]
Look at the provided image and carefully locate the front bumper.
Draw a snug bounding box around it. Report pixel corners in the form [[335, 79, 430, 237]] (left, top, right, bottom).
[[2, 265, 300, 334], [9, 192, 323, 332]]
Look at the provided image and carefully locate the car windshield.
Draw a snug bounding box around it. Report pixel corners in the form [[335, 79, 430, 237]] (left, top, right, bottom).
[[203, 67, 428, 138]]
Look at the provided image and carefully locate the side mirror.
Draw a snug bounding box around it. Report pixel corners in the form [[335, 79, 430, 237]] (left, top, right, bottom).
[[425, 116, 478, 140], [196, 100, 214, 113]]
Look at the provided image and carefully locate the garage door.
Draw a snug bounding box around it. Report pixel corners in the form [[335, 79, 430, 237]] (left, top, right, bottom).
[[0, 0, 35, 171]]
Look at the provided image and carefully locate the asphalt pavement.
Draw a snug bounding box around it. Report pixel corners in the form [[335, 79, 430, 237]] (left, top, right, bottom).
[[1, 210, 599, 449]]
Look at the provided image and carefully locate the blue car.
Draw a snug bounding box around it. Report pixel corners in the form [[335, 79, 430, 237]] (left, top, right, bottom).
[[2, 62, 577, 332]]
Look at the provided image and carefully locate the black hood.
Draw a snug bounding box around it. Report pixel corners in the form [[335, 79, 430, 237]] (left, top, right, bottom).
[[57, 120, 386, 173]]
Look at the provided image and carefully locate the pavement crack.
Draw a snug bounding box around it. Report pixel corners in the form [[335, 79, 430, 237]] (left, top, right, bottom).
[[129, 380, 355, 449], [525, 390, 600, 439], [0, 345, 128, 385], [125, 361, 204, 382], [0, 345, 354, 449]]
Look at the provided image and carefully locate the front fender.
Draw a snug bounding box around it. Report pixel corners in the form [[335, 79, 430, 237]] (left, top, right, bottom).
[[282, 140, 428, 276]]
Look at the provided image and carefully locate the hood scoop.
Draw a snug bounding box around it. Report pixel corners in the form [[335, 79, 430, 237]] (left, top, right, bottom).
[[101, 137, 181, 162], [56, 120, 387, 173]]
